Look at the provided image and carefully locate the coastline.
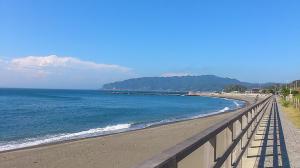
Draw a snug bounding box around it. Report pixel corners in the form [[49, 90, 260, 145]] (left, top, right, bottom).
[[0, 94, 248, 153], [0, 106, 241, 154], [0, 94, 260, 168], [187, 92, 263, 105]]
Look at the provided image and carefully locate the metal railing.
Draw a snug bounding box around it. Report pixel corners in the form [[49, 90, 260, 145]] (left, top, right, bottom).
[[135, 95, 273, 168]]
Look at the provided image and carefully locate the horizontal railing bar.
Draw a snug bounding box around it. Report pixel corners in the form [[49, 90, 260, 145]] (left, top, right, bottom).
[[213, 98, 272, 167], [135, 95, 272, 168], [225, 97, 270, 127], [174, 95, 272, 162], [137, 116, 233, 168]]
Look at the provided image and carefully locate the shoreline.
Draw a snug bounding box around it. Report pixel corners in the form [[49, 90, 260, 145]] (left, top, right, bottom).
[[0, 108, 239, 154], [0, 96, 248, 154], [0, 94, 260, 168]]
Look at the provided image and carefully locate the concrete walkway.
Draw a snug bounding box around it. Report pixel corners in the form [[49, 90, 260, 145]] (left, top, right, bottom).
[[278, 98, 300, 168], [243, 98, 291, 167]]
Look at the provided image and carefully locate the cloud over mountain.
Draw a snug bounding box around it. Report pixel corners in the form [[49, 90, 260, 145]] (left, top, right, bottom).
[[161, 72, 192, 77]]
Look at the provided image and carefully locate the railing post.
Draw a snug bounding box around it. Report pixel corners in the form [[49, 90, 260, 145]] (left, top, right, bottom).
[[255, 106, 259, 123], [210, 136, 217, 165], [165, 157, 177, 168], [246, 113, 250, 137], [238, 117, 243, 167], [216, 130, 225, 163], [250, 109, 255, 132], [229, 122, 237, 167], [245, 113, 250, 157], [224, 126, 232, 168], [216, 125, 238, 168], [254, 107, 257, 115], [201, 136, 217, 167]]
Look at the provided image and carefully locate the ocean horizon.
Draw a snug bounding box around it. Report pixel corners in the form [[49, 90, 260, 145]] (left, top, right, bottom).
[[0, 88, 245, 152]]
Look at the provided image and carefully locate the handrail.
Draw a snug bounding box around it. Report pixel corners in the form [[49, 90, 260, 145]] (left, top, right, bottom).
[[135, 95, 273, 168]]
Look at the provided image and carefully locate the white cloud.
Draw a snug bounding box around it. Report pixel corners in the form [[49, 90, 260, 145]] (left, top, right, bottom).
[[0, 55, 134, 89], [161, 72, 192, 77], [8, 55, 130, 72]]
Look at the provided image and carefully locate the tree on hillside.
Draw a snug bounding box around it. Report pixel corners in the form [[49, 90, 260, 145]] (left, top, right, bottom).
[[280, 88, 290, 97], [291, 90, 299, 95], [224, 84, 247, 93], [263, 84, 281, 92], [261, 88, 276, 94]]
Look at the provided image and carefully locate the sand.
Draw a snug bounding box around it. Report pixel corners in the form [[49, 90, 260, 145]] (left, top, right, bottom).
[[0, 94, 261, 168]]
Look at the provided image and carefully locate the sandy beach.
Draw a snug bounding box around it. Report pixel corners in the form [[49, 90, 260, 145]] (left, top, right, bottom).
[[0, 94, 262, 168]]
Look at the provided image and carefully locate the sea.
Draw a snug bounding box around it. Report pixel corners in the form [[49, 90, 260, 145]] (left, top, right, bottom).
[[0, 88, 245, 152]]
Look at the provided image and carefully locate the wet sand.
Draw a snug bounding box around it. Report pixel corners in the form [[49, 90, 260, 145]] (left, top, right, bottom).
[[0, 94, 261, 168]]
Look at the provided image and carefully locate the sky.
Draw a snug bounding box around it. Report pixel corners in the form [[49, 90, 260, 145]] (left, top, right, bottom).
[[0, 0, 299, 89]]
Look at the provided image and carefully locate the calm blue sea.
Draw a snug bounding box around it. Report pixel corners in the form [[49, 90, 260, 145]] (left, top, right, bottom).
[[0, 89, 244, 151]]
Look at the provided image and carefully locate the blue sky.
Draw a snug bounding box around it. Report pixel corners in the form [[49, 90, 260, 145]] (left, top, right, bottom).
[[0, 0, 299, 89]]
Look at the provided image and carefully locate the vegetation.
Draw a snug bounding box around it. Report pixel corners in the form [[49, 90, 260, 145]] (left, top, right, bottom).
[[280, 101, 300, 128], [292, 90, 299, 95], [279, 80, 300, 128], [102, 75, 278, 92], [224, 84, 247, 93], [280, 85, 299, 98], [261, 89, 275, 94], [281, 99, 290, 107], [263, 84, 281, 93], [281, 88, 290, 97]]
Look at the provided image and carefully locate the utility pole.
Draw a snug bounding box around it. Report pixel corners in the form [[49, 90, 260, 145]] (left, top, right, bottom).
[[294, 81, 296, 90]]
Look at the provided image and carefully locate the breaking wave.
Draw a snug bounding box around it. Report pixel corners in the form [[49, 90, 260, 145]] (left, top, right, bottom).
[[0, 124, 131, 152]]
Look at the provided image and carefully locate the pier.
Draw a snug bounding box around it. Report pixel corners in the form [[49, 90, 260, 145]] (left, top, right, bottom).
[[135, 95, 294, 168]]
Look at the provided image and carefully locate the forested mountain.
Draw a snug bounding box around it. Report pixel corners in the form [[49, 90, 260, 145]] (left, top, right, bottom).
[[102, 75, 276, 92]]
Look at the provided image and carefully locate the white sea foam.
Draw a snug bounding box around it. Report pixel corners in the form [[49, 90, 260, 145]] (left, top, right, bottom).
[[145, 119, 178, 127], [190, 111, 221, 119], [219, 107, 230, 112], [234, 101, 240, 107], [146, 106, 234, 128], [220, 97, 244, 108], [0, 123, 131, 152]]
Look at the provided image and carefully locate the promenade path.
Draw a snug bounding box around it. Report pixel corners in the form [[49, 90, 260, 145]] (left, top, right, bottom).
[[244, 96, 300, 168], [243, 98, 291, 167]]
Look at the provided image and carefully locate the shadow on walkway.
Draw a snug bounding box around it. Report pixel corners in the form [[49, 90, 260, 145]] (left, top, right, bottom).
[[249, 99, 291, 167]]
